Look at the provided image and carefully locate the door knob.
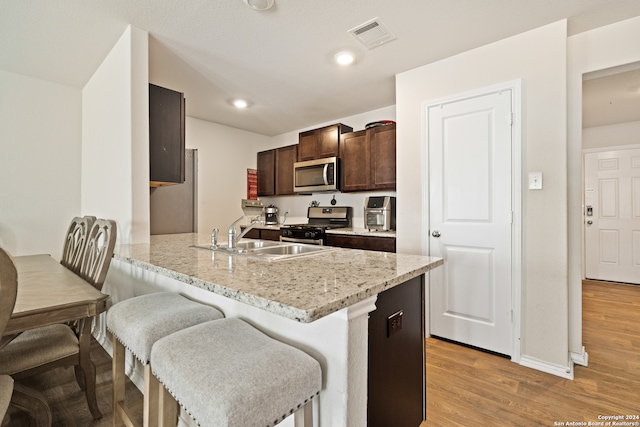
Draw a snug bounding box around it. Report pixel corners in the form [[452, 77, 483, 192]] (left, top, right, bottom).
[[587, 220, 593, 225], [432, 230, 441, 238]]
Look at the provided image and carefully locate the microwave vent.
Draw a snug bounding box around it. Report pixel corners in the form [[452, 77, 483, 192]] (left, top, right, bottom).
[[348, 18, 396, 49]]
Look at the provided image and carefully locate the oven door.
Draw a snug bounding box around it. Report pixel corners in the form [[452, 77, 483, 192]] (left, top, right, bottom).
[[280, 236, 324, 245]]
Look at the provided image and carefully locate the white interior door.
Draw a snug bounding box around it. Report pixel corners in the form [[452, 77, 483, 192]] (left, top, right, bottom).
[[428, 89, 513, 356], [584, 148, 640, 284]]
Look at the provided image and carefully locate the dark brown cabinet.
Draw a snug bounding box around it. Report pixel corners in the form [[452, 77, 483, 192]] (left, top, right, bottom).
[[257, 145, 297, 196], [341, 124, 396, 192], [149, 84, 186, 187], [368, 275, 424, 426], [297, 123, 353, 162], [240, 227, 281, 241], [257, 149, 275, 196], [325, 233, 396, 253], [275, 145, 297, 195]]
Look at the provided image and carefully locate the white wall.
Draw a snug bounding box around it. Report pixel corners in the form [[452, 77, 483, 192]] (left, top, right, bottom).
[[396, 21, 569, 368], [82, 25, 150, 245], [567, 15, 640, 362], [0, 70, 82, 257], [185, 117, 270, 233], [582, 120, 640, 150]]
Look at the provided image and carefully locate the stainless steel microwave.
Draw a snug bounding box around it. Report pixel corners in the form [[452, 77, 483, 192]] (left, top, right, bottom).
[[293, 157, 339, 193]]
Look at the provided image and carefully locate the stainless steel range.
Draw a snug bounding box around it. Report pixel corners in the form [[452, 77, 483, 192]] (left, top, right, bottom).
[[280, 206, 352, 245]]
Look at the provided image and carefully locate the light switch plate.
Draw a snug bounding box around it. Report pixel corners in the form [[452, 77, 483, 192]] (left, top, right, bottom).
[[529, 172, 543, 190]]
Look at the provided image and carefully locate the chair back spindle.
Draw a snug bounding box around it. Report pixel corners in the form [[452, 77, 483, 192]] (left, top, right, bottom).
[[61, 216, 96, 273], [79, 219, 117, 291]]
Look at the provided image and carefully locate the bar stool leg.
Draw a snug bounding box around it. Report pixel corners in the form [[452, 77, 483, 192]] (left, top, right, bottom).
[[143, 365, 159, 427], [294, 400, 313, 427], [157, 381, 178, 427]]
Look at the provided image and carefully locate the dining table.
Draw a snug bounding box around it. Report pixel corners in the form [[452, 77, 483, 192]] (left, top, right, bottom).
[[1, 254, 110, 424]]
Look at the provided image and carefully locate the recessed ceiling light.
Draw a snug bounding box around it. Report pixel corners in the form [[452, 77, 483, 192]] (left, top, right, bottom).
[[243, 0, 274, 10], [233, 99, 249, 109], [334, 51, 355, 66]]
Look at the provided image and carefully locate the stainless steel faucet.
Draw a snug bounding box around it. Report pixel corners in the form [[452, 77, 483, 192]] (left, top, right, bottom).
[[211, 228, 219, 249], [227, 216, 263, 250]]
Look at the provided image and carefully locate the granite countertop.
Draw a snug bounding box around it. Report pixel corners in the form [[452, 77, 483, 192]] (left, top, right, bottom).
[[113, 233, 442, 323]]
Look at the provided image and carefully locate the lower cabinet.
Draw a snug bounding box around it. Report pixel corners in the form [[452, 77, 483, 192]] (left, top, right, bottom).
[[325, 234, 396, 253], [368, 275, 425, 427], [240, 227, 281, 241]]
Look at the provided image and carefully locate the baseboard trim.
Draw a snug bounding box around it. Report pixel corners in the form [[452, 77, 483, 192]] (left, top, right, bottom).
[[519, 355, 574, 380], [571, 346, 589, 366]]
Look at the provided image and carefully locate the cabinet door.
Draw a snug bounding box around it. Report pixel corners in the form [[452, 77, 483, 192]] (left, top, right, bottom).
[[257, 149, 275, 196], [340, 130, 370, 192], [370, 124, 396, 189], [297, 131, 316, 162], [275, 145, 297, 195], [325, 234, 396, 253], [149, 84, 185, 185], [298, 124, 351, 162], [260, 229, 282, 241], [316, 125, 340, 159], [368, 276, 424, 427]]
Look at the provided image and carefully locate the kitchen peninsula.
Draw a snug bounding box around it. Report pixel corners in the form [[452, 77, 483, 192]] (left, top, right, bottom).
[[102, 233, 443, 427]]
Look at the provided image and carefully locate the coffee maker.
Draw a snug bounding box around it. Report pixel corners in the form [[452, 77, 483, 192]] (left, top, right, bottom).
[[264, 205, 279, 225]]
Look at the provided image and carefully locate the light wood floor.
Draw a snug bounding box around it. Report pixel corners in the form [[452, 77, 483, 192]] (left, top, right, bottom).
[[6, 280, 639, 426], [421, 279, 640, 426]]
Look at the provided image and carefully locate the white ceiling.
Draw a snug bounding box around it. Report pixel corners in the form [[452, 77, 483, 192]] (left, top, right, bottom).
[[583, 63, 640, 128], [2, 0, 640, 136]]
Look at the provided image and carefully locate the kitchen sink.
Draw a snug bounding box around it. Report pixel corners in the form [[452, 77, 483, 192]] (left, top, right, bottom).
[[190, 240, 336, 261], [232, 240, 281, 250], [250, 244, 326, 255]]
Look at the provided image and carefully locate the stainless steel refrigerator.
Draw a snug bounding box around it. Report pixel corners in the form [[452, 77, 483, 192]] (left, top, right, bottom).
[[150, 149, 197, 234]]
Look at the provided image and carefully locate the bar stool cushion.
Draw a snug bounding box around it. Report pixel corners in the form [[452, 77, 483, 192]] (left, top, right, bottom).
[[107, 292, 224, 364], [151, 318, 322, 427]]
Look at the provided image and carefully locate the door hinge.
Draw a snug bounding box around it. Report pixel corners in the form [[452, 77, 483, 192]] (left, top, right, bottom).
[[510, 309, 514, 323], [508, 112, 514, 125]]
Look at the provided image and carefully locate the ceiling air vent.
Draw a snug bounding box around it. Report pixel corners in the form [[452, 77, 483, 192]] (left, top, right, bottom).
[[348, 18, 396, 49]]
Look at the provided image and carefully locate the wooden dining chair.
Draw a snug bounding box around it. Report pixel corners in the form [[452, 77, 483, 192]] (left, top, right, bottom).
[[60, 216, 96, 274], [0, 219, 117, 421], [78, 218, 117, 291], [0, 246, 18, 426]]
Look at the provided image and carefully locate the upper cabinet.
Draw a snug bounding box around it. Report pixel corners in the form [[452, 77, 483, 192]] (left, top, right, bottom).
[[275, 144, 298, 195], [257, 144, 298, 196], [341, 124, 396, 192], [257, 149, 275, 196], [297, 123, 353, 162], [149, 84, 186, 187]]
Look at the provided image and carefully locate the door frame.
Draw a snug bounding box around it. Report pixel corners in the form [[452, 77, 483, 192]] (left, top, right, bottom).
[[582, 143, 640, 280], [421, 79, 523, 362]]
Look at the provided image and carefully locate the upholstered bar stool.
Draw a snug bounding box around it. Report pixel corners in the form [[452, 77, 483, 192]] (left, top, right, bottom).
[[150, 318, 322, 427], [107, 292, 224, 427]]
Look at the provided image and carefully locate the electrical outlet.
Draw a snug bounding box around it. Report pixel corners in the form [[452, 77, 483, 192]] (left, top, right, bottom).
[[387, 310, 403, 337]]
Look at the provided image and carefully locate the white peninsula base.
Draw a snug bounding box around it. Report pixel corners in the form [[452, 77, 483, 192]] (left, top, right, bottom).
[[95, 259, 377, 427]]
